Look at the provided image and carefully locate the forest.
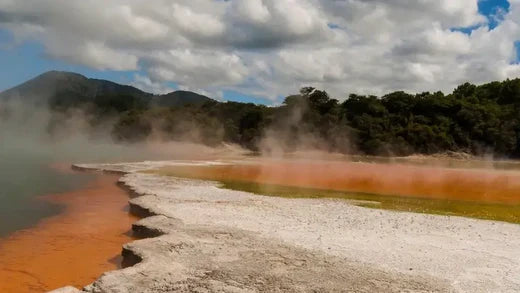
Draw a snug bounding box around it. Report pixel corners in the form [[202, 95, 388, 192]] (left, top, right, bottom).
[[44, 77, 520, 158]]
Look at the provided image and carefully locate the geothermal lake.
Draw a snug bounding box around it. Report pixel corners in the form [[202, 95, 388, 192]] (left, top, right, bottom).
[[72, 158, 520, 292], [0, 135, 228, 291], [153, 156, 520, 223], [0, 141, 167, 292], [0, 134, 192, 238], [1, 140, 520, 292], [0, 147, 94, 237]]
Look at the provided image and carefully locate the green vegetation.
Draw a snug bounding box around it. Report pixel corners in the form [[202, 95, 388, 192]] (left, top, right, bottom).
[[110, 78, 520, 158]]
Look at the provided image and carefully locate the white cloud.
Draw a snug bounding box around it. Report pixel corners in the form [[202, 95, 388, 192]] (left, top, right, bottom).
[[131, 74, 174, 95], [49, 41, 139, 71], [0, 0, 519, 102], [109, 5, 170, 41], [146, 49, 248, 88], [232, 0, 271, 24], [171, 3, 225, 39]]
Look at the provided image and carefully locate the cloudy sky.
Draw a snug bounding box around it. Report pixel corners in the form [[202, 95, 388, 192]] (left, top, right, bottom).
[[0, 0, 519, 104]]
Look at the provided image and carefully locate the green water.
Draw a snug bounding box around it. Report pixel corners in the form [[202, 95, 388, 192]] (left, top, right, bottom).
[[0, 149, 94, 237], [0, 133, 173, 238], [220, 181, 520, 224]]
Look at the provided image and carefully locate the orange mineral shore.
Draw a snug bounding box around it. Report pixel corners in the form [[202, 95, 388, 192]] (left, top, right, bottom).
[[161, 160, 520, 204], [0, 174, 137, 293]]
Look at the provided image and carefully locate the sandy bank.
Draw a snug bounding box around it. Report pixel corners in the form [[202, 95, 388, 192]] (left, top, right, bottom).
[[54, 161, 520, 292]]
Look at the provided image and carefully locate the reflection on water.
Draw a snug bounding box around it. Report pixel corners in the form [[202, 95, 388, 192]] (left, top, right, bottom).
[[152, 158, 520, 223]]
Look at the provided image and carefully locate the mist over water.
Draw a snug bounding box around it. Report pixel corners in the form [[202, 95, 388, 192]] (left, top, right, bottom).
[[3, 91, 520, 238], [0, 101, 201, 238]]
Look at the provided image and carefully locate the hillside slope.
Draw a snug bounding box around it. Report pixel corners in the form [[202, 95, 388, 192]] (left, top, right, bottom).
[[0, 71, 213, 107]]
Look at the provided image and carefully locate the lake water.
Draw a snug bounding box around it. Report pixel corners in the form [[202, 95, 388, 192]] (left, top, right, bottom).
[[0, 131, 168, 239], [154, 157, 520, 223], [0, 127, 216, 239], [0, 124, 171, 291], [0, 146, 95, 237]]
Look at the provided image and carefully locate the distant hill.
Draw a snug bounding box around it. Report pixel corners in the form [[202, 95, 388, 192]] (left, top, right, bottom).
[[0, 71, 214, 107], [154, 90, 213, 107]]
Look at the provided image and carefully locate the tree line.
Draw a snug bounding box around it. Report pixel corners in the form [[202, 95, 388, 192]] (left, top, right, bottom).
[[49, 78, 520, 158]]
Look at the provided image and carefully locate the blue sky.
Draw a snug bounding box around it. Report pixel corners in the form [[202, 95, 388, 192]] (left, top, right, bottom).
[[479, 0, 510, 28], [0, 0, 517, 104]]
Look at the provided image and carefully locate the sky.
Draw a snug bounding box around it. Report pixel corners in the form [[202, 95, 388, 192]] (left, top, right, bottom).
[[0, 0, 519, 105]]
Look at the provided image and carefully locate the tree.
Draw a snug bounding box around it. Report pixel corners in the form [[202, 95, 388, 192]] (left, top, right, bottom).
[[43, 77, 520, 158]]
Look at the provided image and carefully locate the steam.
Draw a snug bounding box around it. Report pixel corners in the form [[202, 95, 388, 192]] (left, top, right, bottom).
[[0, 98, 244, 164], [4, 91, 517, 209], [258, 93, 353, 158]]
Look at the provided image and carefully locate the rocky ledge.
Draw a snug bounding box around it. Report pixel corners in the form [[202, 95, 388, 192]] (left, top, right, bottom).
[[50, 161, 520, 292]]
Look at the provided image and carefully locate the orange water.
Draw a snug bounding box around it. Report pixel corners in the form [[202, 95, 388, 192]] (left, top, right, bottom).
[[160, 160, 520, 204], [0, 174, 137, 293]]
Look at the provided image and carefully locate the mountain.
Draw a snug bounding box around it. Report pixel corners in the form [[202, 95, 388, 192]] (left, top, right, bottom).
[[154, 90, 213, 107], [0, 71, 214, 107]]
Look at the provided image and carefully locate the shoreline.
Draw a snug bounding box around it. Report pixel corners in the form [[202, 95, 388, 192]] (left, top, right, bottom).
[[0, 172, 137, 292], [51, 161, 520, 292], [153, 161, 520, 204]]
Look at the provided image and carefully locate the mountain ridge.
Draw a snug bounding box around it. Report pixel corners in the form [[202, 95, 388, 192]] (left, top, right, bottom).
[[0, 71, 214, 107]]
